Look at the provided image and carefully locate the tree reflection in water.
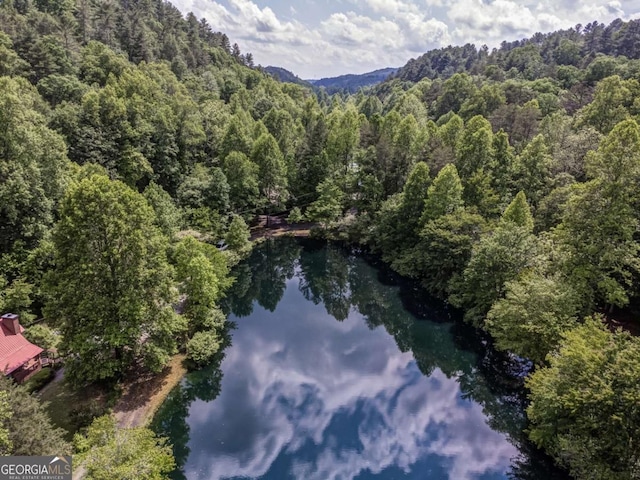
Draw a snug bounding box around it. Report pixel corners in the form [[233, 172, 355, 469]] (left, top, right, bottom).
[[153, 238, 567, 480]]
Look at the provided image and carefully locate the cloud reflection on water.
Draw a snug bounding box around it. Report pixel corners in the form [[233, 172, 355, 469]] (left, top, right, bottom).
[[182, 278, 517, 480]]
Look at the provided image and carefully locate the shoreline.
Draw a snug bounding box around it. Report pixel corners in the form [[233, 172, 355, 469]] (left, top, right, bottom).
[[113, 353, 187, 428], [111, 225, 315, 429]]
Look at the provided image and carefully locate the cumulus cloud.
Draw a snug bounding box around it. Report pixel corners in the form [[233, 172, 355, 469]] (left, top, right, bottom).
[[167, 0, 638, 79], [179, 287, 518, 480]]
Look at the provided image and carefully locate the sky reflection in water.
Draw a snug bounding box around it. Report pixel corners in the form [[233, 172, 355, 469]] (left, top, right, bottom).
[[154, 239, 564, 480]]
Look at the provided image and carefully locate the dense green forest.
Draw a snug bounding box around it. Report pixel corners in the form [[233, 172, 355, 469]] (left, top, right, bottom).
[[0, 0, 639, 476]]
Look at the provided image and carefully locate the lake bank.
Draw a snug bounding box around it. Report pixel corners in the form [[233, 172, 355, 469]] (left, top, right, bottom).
[[152, 237, 568, 480], [113, 354, 187, 428]]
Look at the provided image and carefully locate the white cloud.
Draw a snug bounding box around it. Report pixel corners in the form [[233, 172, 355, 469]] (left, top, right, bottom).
[[167, 0, 638, 78], [180, 294, 519, 480]]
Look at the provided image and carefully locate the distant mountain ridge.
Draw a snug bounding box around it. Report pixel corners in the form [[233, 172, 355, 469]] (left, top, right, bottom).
[[264, 66, 398, 93], [308, 67, 398, 93], [263, 66, 313, 87]]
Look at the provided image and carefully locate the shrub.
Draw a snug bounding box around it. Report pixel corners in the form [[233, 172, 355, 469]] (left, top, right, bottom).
[[187, 330, 220, 367]]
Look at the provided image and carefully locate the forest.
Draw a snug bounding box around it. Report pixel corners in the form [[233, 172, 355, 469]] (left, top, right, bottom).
[[0, 0, 639, 477]]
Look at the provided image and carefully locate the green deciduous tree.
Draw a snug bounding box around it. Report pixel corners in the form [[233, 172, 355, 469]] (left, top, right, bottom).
[[177, 164, 230, 214], [23, 324, 59, 351], [174, 237, 230, 335], [75, 415, 175, 480], [501, 191, 534, 231], [186, 330, 220, 367], [586, 118, 640, 188], [45, 174, 183, 384], [0, 76, 70, 254], [402, 210, 487, 298], [223, 151, 260, 215], [326, 105, 360, 174], [251, 133, 288, 208], [485, 274, 580, 364], [398, 162, 431, 236], [0, 390, 11, 455], [512, 134, 553, 206], [580, 75, 632, 134], [225, 214, 251, 253], [527, 317, 640, 479], [306, 179, 344, 228], [455, 115, 494, 180], [420, 164, 463, 224], [555, 179, 639, 310], [450, 223, 541, 326], [143, 182, 183, 238]]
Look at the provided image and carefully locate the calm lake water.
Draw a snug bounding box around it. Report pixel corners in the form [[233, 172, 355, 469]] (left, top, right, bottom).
[[153, 238, 568, 480]]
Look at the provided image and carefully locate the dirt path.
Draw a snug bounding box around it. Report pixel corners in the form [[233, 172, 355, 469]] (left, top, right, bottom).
[[113, 354, 187, 428], [250, 216, 315, 241]]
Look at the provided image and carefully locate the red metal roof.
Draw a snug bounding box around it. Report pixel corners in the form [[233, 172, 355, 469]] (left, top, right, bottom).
[[0, 323, 43, 374]]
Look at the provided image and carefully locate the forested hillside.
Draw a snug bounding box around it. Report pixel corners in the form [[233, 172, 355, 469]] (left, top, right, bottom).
[[309, 67, 398, 94], [0, 0, 639, 476], [264, 66, 312, 88]]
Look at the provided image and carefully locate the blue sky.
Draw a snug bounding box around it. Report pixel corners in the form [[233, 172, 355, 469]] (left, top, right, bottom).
[[168, 0, 640, 78]]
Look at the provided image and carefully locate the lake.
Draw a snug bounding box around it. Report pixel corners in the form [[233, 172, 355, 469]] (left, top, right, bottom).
[[153, 238, 568, 480]]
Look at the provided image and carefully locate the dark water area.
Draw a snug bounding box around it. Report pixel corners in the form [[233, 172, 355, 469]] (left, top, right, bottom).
[[152, 238, 569, 480]]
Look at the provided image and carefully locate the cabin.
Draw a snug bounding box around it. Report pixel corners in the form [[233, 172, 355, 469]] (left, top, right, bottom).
[[0, 313, 43, 383]]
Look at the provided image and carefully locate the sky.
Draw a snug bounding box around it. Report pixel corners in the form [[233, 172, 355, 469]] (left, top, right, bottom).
[[168, 0, 640, 79]]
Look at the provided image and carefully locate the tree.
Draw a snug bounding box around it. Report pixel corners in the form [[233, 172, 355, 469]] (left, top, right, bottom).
[[580, 75, 632, 134], [555, 179, 639, 310], [585, 118, 640, 188], [222, 151, 260, 215], [450, 223, 542, 326], [512, 134, 553, 206], [0, 278, 36, 325], [143, 182, 182, 237], [387, 114, 423, 193], [287, 207, 304, 224], [0, 33, 29, 77], [0, 376, 71, 456], [435, 73, 478, 117], [397, 161, 431, 239], [45, 174, 183, 384], [552, 119, 640, 310], [187, 330, 220, 367], [0, 77, 69, 254], [491, 129, 515, 196], [0, 390, 11, 455], [485, 274, 580, 364], [397, 210, 487, 298], [326, 105, 360, 174], [306, 179, 344, 227], [527, 317, 640, 479], [23, 324, 59, 351], [75, 415, 175, 480], [501, 191, 534, 231], [177, 164, 230, 214], [420, 164, 464, 224], [251, 133, 288, 208], [225, 214, 250, 253], [455, 115, 494, 180], [174, 237, 230, 335]]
